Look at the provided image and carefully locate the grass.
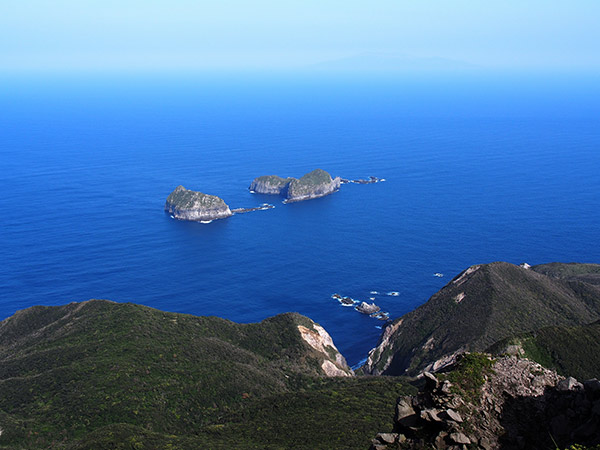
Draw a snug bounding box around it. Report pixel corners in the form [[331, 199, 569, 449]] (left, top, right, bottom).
[[489, 320, 600, 380], [0, 300, 415, 449], [441, 353, 495, 402]]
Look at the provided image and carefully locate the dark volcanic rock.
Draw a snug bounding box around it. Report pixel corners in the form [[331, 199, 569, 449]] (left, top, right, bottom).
[[165, 185, 232, 221]]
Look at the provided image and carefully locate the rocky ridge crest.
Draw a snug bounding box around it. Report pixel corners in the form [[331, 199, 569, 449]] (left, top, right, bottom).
[[370, 354, 600, 450]]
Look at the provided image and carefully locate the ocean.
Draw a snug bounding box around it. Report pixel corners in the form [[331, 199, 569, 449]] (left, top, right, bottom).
[[1, 71, 599, 366]]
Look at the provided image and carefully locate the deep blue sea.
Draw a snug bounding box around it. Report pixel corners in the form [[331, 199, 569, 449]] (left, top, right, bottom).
[[1, 72, 599, 366]]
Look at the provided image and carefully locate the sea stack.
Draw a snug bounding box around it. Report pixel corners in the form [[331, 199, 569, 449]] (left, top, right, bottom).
[[249, 169, 341, 202], [165, 186, 232, 221]]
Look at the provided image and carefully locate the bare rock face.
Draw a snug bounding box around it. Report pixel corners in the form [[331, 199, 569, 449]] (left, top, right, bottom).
[[249, 169, 341, 202], [165, 186, 232, 221], [297, 323, 353, 377]]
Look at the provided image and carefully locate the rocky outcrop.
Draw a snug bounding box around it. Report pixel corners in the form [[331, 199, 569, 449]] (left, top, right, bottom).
[[356, 302, 380, 315], [165, 185, 232, 221], [370, 354, 600, 450], [249, 169, 341, 202]]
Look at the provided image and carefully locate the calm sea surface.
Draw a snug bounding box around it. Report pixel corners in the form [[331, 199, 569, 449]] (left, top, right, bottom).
[[1, 72, 599, 365]]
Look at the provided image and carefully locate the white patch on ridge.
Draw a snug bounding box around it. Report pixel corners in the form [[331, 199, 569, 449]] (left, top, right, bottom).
[[453, 265, 480, 286], [454, 292, 466, 303], [297, 324, 351, 376]]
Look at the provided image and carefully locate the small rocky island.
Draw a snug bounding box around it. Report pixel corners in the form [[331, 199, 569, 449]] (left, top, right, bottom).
[[165, 185, 232, 221], [249, 169, 341, 203]]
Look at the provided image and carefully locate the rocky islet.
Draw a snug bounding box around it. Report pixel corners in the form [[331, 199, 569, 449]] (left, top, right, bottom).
[[165, 185, 233, 222], [249, 168, 341, 202]]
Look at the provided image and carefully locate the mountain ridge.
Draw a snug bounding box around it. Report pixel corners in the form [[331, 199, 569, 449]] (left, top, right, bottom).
[[360, 261, 600, 376]]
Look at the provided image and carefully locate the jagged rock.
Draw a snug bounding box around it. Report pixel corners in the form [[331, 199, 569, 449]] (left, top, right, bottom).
[[375, 432, 398, 444], [478, 437, 493, 450], [449, 432, 471, 444], [573, 417, 600, 439], [584, 378, 600, 395], [557, 376, 583, 391], [396, 397, 418, 428], [440, 380, 453, 395], [550, 414, 569, 438], [445, 409, 463, 423], [165, 186, 232, 221], [356, 302, 380, 315], [421, 408, 443, 423], [434, 432, 448, 449], [424, 371, 440, 389], [370, 444, 387, 450]]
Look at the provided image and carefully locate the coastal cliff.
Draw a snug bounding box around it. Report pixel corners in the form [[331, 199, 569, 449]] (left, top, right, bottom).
[[165, 185, 232, 221], [249, 169, 341, 202]]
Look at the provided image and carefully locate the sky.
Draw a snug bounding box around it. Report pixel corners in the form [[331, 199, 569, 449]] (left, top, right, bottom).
[[1, 0, 599, 73]]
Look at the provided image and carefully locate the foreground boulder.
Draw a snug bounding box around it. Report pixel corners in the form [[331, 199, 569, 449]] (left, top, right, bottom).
[[165, 185, 233, 221]]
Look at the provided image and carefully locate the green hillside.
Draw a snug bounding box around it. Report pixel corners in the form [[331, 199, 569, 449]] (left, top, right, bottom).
[[360, 262, 600, 376], [489, 320, 600, 380], [0, 300, 413, 449]]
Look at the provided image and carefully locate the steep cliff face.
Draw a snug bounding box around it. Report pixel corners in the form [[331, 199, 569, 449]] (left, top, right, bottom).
[[249, 175, 295, 194], [165, 185, 232, 221], [297, 322, 353, 377], [286, 169, 341, 202], [249, 169, 341, 202], [360, 262, 600, 376]]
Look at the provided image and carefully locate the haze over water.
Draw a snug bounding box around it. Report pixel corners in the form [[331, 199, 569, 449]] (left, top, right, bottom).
[[1, 73, 599, 365]]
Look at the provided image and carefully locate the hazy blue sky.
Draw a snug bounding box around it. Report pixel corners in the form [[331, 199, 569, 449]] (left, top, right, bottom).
[[1, 0, 599, 72]]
